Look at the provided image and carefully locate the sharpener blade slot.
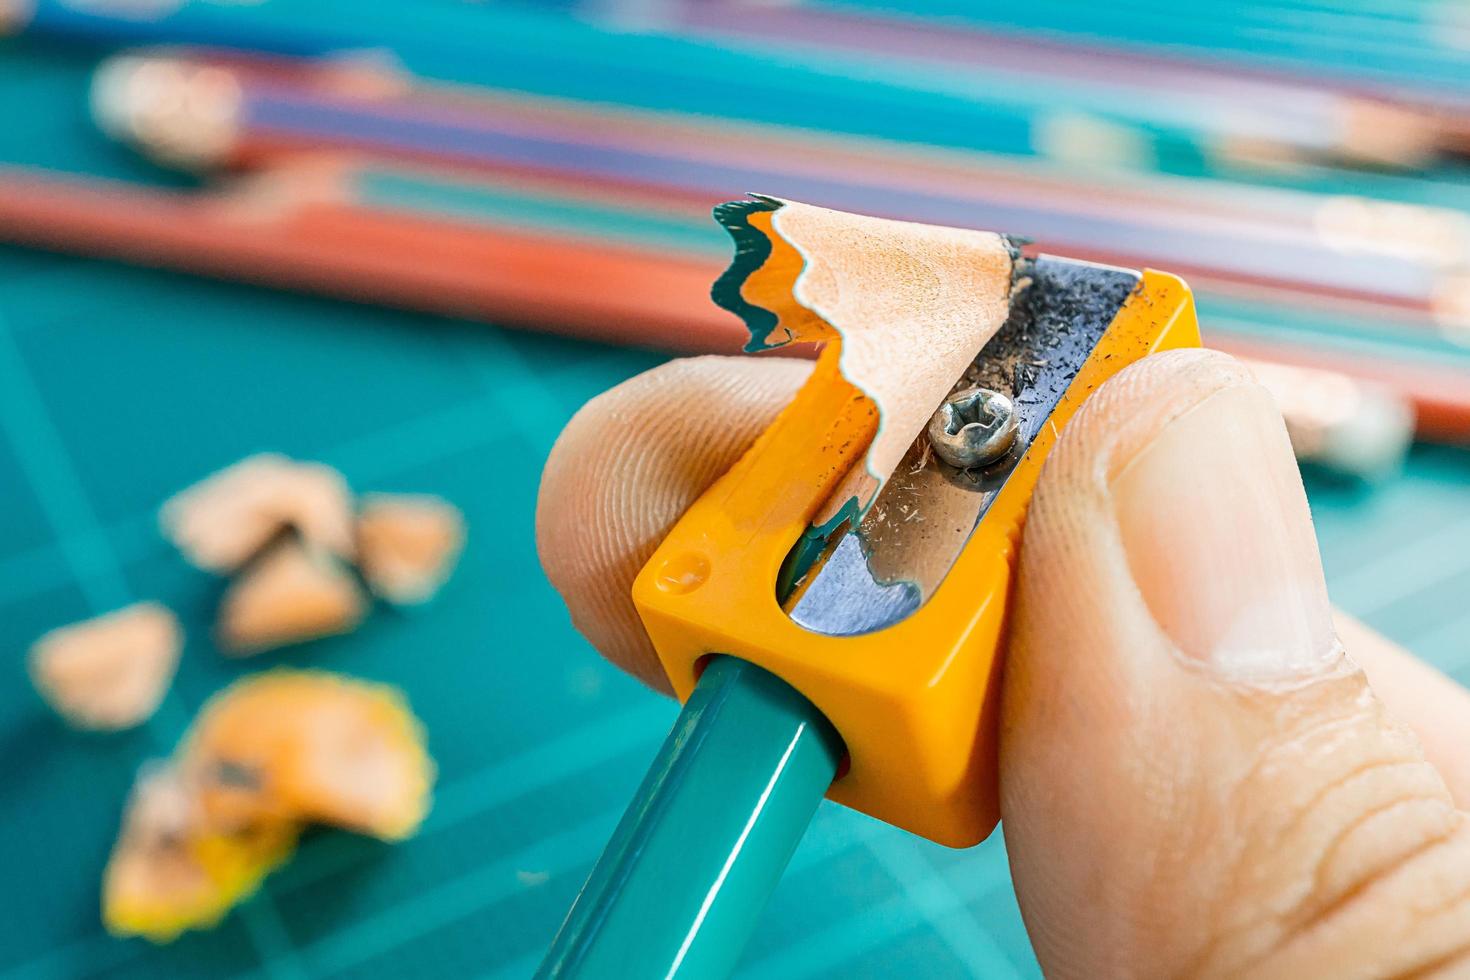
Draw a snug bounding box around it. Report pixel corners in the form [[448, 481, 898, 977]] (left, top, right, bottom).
[[786, 258, 1140, 637]]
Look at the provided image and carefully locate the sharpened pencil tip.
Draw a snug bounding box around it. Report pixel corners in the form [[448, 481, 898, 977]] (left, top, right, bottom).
[[90, 53, 243, 169]]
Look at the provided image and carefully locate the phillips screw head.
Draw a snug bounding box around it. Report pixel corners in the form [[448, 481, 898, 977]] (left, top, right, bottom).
[[926, 387, 1019, 469]]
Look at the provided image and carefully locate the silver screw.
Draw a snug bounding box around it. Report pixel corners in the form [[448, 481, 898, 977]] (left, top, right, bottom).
[[926, 387, 1018, 469]]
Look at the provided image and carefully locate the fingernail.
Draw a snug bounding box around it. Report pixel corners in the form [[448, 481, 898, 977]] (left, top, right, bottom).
[[1114, 384, 1338, 682]]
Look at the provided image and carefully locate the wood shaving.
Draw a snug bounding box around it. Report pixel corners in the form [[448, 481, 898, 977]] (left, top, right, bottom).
[[180, 670, 434, 841], [216, 536, 367, 655], [355, 493, 465, 605], [160, 453, 355, 573], [726, 199, 1014, 522], [104, 670, 432, 941], [29, 602, 182, 730], [103, 763, 298, 943]]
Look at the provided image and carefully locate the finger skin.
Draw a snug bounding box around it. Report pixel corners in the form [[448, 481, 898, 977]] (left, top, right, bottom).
[[1339, 612, 1470, 809], [536, 354, 812, 693], [1001, 348, 1470, 978], [538, 348, 1470, 976], [536, 359, 1470, 800]]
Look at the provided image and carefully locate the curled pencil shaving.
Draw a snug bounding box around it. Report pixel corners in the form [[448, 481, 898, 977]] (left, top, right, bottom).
[[712, 196, 1015, 525], [160, 453, 356, 573], [355, 493, 465, 605], [103, 764, 298, 943], [104, 671, 434, 942], [29, 602, 182, 730], [216, 535, 367, 655], [91, 54, 246, 169], [181, 670, 435, 841]]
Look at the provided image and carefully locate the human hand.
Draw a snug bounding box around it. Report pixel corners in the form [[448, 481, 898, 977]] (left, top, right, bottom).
[[537, 348, 1470, 976]]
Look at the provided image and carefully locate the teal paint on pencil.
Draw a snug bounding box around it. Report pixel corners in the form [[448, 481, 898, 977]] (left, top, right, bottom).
[[536, 656, 844, 979]]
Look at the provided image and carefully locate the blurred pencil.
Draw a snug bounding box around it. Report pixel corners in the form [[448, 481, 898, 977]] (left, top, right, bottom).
[[0, 160, 1466, 442], [10, 0, 1469, 186], [1212, 336, 1470, 445], [759, 0, 1470, 95], [91, 52, 1470, 329], [0, 162, 743, 352], [670, 1, 1470, 170], [87, 48, 1470, 215]]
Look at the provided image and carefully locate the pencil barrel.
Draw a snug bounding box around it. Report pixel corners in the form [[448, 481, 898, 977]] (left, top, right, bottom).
[[536, 656, 843, 980]]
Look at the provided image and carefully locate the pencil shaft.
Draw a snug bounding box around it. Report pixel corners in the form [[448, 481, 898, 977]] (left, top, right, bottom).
[[0, 163, 1465, 435], [19, 0, 1468, 185], [537, 657, 842, 980], [123, 57, 1464, 311], [0, 166, 741, 352]]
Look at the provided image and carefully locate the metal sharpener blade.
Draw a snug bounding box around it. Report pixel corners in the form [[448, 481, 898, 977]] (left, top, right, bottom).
[[786, 257, 1141, 636]]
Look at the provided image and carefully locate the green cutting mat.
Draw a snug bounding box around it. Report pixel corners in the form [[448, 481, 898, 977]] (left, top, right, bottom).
[[1, 40, 1468, 980]]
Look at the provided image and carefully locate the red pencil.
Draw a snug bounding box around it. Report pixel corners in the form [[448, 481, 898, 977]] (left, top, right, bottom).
[[0, 162, 1465, 443], [91, 51, 1470, 331], [0, 163, 743, 353]]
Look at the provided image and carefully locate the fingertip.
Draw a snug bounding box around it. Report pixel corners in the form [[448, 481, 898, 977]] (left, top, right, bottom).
[[537, 355, 812, 693], [1337, 611, 1470, 808], [1038, 347, 1256, 490], [1000, 349, 1470, 974], [1005, 348, 1267, 713]]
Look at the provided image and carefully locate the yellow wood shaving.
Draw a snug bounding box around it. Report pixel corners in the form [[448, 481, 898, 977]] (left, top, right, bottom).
[[104, 671, 432, 941], [181, 670, 434, 841], [103, 763, 298, 943]]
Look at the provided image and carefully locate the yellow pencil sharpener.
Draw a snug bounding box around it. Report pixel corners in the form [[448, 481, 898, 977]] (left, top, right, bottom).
[[636, 258, 1200, 846], [539, 255, 1201, 980]]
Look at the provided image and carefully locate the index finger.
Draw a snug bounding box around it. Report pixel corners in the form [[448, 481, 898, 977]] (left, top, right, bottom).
[[1338, 611, 1470, 807]]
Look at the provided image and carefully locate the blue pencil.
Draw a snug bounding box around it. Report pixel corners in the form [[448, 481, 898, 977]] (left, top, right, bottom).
[[9, 0, 1468, 183], [93, 51, 1470, 321]]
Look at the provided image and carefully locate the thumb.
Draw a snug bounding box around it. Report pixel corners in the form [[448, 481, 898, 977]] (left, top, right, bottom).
[[1001, 349, 1470, 978]]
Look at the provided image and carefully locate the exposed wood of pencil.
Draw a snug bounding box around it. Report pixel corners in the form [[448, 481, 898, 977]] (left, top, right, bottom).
[[0, 167, 743, 353]]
